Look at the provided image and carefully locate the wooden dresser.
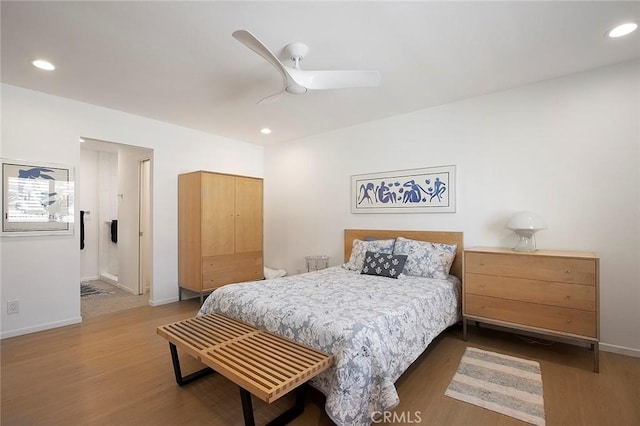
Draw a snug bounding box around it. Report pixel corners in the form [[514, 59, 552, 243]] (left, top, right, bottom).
[[463, 247, 600, 371]]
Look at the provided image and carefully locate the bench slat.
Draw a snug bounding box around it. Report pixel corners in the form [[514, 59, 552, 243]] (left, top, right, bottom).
[[257, 331, 330, 361], [221, 341, 294, 380], [169, 321, 229, 347], [208, 347, 281, 397], [201, 314, 256, 335], [187, 318, 243, 341], [243, 333, 324, 368]]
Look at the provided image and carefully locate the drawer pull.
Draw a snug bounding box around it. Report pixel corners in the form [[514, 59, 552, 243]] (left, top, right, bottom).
[[566, 319, 572, 323], [565, 269, 571, 273]]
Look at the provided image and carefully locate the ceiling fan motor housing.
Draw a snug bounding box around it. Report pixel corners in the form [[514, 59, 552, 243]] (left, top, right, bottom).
[[284, 42, 309, 63]]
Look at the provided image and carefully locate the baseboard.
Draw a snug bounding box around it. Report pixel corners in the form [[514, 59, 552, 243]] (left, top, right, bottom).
[[100, 273, 118, 286], [600, 343, 640, 358], [0, 316, 83, 339], [149, 297, 178, 306], [81, 275, 100, 282], [467, 321, 640, 358], [113, 282, 137, 295]]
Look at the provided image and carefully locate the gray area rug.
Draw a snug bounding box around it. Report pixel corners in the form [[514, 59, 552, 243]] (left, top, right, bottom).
[[445, 347, 545, 426], [81, 280, 149, 318], [80, 282, 111, 297]]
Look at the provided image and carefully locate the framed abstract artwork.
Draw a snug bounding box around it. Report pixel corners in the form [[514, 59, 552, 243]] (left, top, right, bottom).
[[1, 159, 75, 236], [351, 165, 456, 214]]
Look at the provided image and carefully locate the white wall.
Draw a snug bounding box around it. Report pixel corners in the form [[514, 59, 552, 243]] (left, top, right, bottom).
[[0, 83, 263, 338], [263, 60, 640, 355], [79, 149, 99, 280], [98, 151, 118, 279]]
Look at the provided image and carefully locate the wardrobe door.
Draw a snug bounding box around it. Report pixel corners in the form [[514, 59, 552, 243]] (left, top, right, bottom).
[[178, 172, 203, 291], [234, 176, 263, 254], [202, 173, 235, 257]]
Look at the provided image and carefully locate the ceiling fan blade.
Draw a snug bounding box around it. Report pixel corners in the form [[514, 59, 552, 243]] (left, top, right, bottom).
[[232, 29, 292, 89], [257, 91, 284, 105], [287, 69, 381, 90]]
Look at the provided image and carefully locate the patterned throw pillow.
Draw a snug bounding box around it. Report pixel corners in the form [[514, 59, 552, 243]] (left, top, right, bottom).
[[392, 237, 457, 279], [361, 251, 407, 278], [343, 239, 396, 271]]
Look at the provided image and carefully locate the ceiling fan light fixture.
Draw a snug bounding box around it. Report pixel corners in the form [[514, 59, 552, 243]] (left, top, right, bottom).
[[607, 22, 638, 38], [285, 85, 307, 95], [32, 59, 55, 71]]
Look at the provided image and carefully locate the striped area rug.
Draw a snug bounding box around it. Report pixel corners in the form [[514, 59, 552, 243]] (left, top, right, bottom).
[[445, 347, 545, 426], [80, 282, 110, 298]]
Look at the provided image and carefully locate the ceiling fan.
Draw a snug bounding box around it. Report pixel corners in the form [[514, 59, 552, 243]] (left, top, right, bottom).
[[232, 29, 381, 104]]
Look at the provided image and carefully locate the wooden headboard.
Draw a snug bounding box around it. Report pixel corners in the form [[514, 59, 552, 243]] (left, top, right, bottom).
[[344, 229, 464, 281]]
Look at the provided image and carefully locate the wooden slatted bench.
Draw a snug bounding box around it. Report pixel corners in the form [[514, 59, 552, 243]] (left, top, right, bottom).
[[157, 313, 334, 426]]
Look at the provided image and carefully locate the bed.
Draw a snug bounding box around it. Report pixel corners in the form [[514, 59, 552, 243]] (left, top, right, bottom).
[[198, 229, 464, 425]]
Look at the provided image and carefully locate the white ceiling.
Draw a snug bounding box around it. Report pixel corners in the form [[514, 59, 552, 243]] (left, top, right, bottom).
[[2, 1, 639, 145]]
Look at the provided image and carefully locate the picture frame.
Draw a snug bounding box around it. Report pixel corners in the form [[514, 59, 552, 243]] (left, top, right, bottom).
[[351, 165, 456, 214], [1, 159, 75, 236]]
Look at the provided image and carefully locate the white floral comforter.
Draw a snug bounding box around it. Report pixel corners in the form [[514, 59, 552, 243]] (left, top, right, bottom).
[[198, 266, 461, 426]]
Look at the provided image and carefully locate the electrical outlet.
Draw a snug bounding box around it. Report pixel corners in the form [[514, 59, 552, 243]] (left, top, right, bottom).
[[7, 299, 19, 314]]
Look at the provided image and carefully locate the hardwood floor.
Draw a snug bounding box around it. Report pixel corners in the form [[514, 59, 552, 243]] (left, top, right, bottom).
[[2, 301, 639, 425]]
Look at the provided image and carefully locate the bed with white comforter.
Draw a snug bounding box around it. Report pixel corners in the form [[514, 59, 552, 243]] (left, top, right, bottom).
[[198, 266, 461, 425]]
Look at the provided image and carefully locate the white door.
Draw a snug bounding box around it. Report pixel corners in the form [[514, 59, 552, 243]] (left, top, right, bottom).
[[139, 159, 152, 295]]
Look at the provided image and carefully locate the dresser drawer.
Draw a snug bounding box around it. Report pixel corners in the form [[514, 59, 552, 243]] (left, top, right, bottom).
[[465, 251, 596, 285], [465, 294, 597, 338], [465, 273, 596, 311]]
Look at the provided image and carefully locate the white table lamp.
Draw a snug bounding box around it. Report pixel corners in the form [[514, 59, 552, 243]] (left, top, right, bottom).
[[506, 211, 547, 252]]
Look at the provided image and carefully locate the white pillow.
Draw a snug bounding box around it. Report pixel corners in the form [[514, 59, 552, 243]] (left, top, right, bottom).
[[392, 237, 456, 279], [343, 238, 396, 271], [264, 266, 287, 279]]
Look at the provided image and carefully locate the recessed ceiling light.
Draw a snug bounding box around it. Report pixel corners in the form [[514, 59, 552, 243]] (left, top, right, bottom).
[[260, 128, 272, 135], [32, 59, 55, 71], [607, 22, 638, 38]]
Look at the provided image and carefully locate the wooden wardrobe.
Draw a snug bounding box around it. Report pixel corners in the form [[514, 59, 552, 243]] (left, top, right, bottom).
[[178, 171, 264, 302]]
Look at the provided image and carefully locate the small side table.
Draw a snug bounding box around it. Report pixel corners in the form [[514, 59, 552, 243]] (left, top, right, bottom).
[[305, 255, 329, 272]]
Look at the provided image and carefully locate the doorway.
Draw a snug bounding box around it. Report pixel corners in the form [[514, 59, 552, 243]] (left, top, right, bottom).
[[79, 138, 153, 317]]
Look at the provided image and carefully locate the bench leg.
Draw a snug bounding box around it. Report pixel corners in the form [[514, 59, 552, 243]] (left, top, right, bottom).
[[169, 343, 214, 386], [266, 383, 307, 426], [240, 388, 256, 426], [239, 383, 308, 426]]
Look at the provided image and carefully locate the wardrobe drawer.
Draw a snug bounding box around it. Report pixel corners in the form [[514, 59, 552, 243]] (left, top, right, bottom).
[[202, 252, 263, 289], [465, 294, 597, 338], [465, 251, 596, 285], [465, 273, 596, 311]]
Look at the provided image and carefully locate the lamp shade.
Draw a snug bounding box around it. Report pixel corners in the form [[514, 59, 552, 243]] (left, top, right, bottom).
[[506, 211, 547, 231], [506, 211, 547, 252]]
